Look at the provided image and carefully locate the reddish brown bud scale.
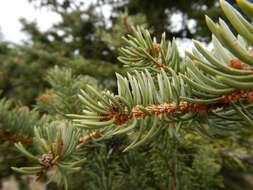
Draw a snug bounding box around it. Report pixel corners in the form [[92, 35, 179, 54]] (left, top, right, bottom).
[[38, 94, 50, 102], [52, 140, 64, 156], [248, 50, 253, 55], [59, 51, 65, 57], [0, 127, 32, 144], [229, 57, 253, 71], [155, 58, 165, 68], [152, 43, 160, 53], [229, 59, 244, 69], [220, 90, 245, 103], [248, 91, 253, 102], [123, 15, 129, 33]]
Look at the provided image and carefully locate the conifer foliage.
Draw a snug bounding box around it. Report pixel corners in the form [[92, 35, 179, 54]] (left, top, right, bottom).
[[1, 0, 253, 189]]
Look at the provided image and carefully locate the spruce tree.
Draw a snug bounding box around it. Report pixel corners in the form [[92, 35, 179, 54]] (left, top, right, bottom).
[[1, 0, 253, 190]]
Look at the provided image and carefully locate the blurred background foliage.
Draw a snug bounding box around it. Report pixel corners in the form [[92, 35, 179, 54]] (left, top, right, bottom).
[[1, 0, 235, 105]]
